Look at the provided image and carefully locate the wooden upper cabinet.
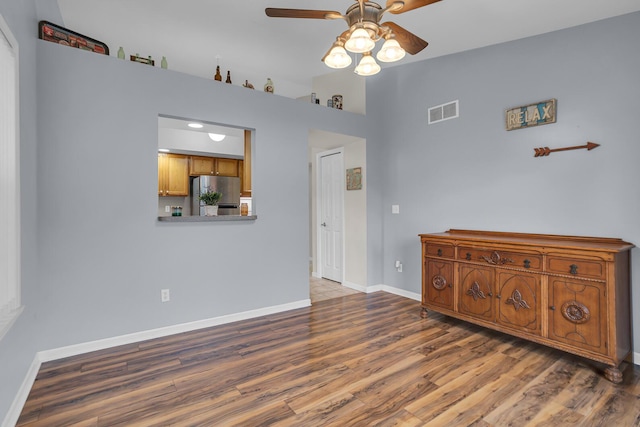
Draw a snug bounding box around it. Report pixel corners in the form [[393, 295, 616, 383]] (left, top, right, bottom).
[[241, 129, 252, 197], [189, 156, 238, 177], [215, 158, 238, 177], [158, 153, 189, 197], [190, 156, 215, 175]]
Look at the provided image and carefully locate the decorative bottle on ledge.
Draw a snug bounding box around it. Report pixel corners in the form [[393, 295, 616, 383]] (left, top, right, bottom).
[[214, 66, 222, 81], [226, 71, 232, 84], [264, 78, 274, 93]]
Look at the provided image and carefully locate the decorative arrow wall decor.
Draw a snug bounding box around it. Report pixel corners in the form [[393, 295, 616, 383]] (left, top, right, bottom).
[[533, 141, 600, 158]]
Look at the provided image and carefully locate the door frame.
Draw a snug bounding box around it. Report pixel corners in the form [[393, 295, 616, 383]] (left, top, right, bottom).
[[315, 147, 345, 282]]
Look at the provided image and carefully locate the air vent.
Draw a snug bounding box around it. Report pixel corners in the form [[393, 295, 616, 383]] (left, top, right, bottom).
[[428, 100, 459, 124]]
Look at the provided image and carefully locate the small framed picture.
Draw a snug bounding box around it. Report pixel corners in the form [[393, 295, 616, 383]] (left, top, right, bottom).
[[346, 167, 362, 190]]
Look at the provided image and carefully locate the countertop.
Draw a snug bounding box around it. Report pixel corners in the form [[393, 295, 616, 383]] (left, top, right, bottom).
[[158, 215, 257, 222]]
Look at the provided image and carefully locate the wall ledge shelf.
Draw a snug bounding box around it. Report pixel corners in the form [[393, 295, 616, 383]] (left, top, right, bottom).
[[158, 215, 257, 222]]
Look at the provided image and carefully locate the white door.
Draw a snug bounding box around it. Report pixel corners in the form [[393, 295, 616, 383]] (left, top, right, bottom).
[[319, 151, 343, 282]]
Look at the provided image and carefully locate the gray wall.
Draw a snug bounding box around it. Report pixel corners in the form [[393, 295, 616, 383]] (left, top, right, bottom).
[[365, 12, 640, 352], [1, 2, 639, 423], [0, 4, 366, 422], [0, 0, 40, 422]]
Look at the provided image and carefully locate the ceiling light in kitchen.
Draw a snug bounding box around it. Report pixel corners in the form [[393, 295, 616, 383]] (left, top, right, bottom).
[[208, 133, 226, 142], [188, 123, 203, 129]]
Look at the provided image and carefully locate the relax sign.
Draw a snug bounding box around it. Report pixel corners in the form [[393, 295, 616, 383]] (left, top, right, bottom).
[[505, 99, 556, 131]]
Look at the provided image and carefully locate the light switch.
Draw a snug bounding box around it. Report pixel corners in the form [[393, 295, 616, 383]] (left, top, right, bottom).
[[392, 205, 400, 214]]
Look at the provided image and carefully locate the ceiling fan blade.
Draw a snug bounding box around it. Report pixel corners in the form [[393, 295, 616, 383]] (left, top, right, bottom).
[[265, 8, 342, 19], [386, 0, 441, 14], [382, 22, 428, 55]]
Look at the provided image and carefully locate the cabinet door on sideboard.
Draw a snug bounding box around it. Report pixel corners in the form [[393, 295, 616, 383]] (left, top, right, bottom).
[[548, 276, 607, 355], [458, 265, 494, 322], [496, 271, 541, 336], [424, 259, 454, 311]]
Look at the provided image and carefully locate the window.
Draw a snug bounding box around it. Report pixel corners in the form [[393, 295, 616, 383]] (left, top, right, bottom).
[[0, 15, 22, 341]]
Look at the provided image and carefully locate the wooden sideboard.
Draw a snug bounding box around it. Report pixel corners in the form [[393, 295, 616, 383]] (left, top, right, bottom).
[[420, 229, 634, 383]]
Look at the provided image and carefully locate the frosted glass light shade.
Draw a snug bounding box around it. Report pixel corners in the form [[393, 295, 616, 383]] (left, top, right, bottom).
[[354, 53, 380, 76], [208, 133, 226, 142], [344, 28, 375, 53], [376, 38, 405, 62], [324, 45, 352, 69]]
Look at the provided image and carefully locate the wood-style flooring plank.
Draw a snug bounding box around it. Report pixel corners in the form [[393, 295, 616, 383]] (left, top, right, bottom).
[[17, 291, 640, 426]]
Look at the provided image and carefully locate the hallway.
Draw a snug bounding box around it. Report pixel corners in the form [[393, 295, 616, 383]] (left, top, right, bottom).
[[309, 276, 360, 303]]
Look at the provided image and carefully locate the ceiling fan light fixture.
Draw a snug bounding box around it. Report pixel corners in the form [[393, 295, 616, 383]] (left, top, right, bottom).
[[344, 27, 375, 53], [324, 45, 352, 69], [354, 52, 380, 76], [376, 38, 405, 62], [208, 133, 226, 142]]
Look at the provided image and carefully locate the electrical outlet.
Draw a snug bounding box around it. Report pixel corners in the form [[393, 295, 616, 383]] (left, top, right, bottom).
[[392, 205, 400, 214], [395, 261, 403, 272], [165, 205, 171, 213], [161, 289, 170, 302]]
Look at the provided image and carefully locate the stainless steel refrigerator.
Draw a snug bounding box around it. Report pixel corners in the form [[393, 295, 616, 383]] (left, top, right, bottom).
[[191, 176, 241, 216]]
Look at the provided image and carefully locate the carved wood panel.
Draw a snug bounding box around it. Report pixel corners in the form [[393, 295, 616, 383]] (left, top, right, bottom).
[[459, 265, 494, 321], [424, 259, 454, 310], [548, 277, 607, 354], [497, 271, 541, 335]]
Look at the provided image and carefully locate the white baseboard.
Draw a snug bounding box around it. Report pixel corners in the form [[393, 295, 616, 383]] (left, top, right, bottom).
[[2, 299, 310, 427], [311, 272, 321, 279], [3, 354, 42, 427], [345, 282, 420, 301], [378, 285, 421, 301], [634, 352, 640, 365], [342, 280, 367, 292], [38, 299, 310, 363]]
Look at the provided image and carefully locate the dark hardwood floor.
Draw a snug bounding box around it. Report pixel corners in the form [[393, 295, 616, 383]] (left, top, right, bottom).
[[17, 292, 640, 426]]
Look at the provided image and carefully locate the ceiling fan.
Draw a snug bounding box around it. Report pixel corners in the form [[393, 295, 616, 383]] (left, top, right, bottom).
[[265, 0, 442, 76]]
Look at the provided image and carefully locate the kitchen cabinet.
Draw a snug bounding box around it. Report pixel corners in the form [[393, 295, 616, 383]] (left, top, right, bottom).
[[215, 158, 238, 177], [158, 153, 189, 196], [190, 156, 215, 175], [189, 156, 238, 177], [420, 229, 633, 383], [241, 129, 252, 197]]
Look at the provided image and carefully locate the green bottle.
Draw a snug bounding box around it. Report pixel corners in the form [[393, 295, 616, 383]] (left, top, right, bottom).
[[161, 56, 167, 69], [117, 47, 125, 59]]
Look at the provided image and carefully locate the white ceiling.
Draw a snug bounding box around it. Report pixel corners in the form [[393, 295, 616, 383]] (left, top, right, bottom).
[[57, 0, 640, 99]]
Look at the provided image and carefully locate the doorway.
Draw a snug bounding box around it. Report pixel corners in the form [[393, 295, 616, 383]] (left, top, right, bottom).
[[308, 130, 367, 302], [317, 149, 344, 282]]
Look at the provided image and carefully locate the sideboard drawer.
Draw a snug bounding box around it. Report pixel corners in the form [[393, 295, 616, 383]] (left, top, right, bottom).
[[547, 256, 606, 280], [458, 247, 542, 271], [425, 243, 455, 259]]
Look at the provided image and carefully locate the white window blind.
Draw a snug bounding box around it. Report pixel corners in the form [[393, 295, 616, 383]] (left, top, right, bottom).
[[0, 15, 22, 341]]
